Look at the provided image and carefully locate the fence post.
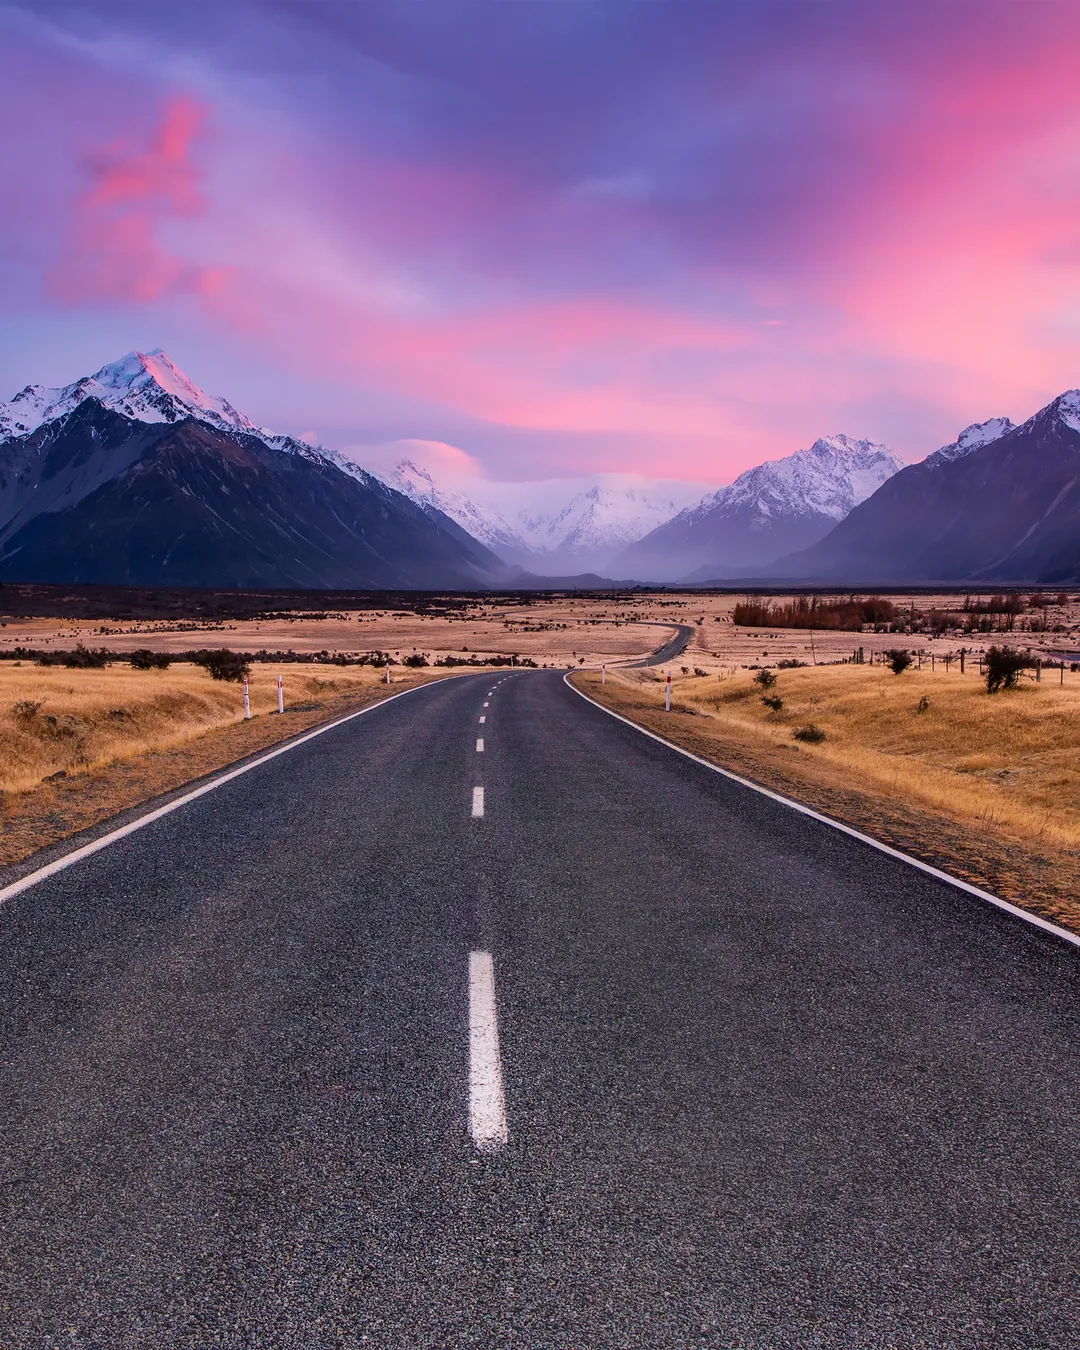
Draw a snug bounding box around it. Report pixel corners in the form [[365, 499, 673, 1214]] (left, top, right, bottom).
[[243, 679, 251, 720], [277, 674, 284, 714]]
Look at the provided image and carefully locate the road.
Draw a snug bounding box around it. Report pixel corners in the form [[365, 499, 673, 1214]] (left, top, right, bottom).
[[2, 670, 1079, 1348], [624, 620, 695, 667]]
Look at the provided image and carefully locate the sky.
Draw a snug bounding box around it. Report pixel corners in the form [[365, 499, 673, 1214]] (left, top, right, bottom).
[[2, 0, 1080, 486]]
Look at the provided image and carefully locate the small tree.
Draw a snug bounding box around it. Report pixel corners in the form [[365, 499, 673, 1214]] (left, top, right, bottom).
[[761, 694, 783, 713], [984, 644, 1035, 693], [129, 649, 171, 670], [194, 649, 250, 682], [883, 648, 912, 675], [754, 669, 777, 690]]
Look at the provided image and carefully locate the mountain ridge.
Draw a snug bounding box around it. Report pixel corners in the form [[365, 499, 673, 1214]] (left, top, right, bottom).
[[613, 434, 904, 582], [0, 352, 505, 589], [766, 395, 1080, 583]]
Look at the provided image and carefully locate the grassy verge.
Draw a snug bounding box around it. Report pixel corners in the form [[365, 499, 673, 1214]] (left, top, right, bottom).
[[573, 665, 1080, 936], [0, 664, 454, 870]]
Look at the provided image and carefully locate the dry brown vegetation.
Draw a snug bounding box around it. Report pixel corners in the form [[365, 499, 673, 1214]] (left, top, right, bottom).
[[576, 662, 1080, 934], [0, 663, 464, 870], [0, 662, 410, 794]]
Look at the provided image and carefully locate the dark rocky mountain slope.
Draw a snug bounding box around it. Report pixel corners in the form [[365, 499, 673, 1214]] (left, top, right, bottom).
[[770, 398, 1080, 583]]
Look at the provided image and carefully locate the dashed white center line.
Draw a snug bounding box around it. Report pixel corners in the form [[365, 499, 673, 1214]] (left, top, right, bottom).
[[468, 951, 508, 1152], [476, 738, 484, 752], [483, 701, 489, 707], [479, 715, 486, 724], [472, 786, 485, 817]]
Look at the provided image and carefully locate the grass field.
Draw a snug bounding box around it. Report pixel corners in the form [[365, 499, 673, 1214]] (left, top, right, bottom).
[[0, 662, 414, 795], [680, 662, 1080, 848], [578, 663, 1080, 932]]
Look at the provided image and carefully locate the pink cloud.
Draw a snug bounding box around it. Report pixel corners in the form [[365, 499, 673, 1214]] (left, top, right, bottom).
[[47, 96, 227, 305]]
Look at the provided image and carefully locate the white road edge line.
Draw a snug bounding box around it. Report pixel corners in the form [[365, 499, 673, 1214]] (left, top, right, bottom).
[[472, 786, 485, 817], [0, 675, 485, 909], [564, 673, 1080, 952], [476, 738, 485, 752], [468, 950, 508, 1152]]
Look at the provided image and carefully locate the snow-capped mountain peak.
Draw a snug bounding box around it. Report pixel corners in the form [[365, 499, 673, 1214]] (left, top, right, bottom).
[[924, 417, 1015, 468], [1049, 389, 1080, 433], [0, 349, 260, 439], [688, 434, 903, 526], [364, 457, 708, 572]]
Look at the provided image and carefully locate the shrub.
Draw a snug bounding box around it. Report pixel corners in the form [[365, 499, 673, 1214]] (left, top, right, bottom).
[[761, 694, 784, 712], [193, 648, 251, 682], [883, 648, 912, 675], [793, 723, 826, 743], [401, 653, 429, 667], [693, 667, 707, 678], [776, 658, 807, 669], [129, 649, 172, 670], [984, 644, 1035, 693], [753, 669, 777, 690], [916, 696, 931, 713], [12, 699, 40, 721]]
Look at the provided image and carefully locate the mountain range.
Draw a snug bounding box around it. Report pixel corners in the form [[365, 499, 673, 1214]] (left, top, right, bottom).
[[0, 351, 502, 589], [613, 435, 905, 581], [768, 398, 1080, 583], [5, 347, 1080, 589], [369, 459, 704, 575]]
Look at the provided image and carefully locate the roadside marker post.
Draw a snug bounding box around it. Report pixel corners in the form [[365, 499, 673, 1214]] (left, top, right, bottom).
[[665, 670, 672, 712], [243, 679, 251, 720], [277, 674, 284, 714], [602, 662, 606, 684], [385, 665, 391, 684]]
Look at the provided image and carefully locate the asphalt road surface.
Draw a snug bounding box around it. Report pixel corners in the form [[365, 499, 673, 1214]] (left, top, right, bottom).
[[625, 621, 695, 668], [2, 671, 1079, 1349]]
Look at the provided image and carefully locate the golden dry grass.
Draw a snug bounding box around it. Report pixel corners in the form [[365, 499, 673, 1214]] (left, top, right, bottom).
[[665, 663, 1080, 849], [0, 662, 406, 794]]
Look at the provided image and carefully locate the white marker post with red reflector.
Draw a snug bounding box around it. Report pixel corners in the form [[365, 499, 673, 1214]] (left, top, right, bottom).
[[243, 679, 251, 720], [602, 662, 606, 684], [665, 670, 671, 712], [277, 674, 284, 714]]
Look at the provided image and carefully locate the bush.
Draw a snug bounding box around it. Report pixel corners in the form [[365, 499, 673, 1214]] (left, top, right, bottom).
[[129, 649, 172, 670], [401, 653, 429, 667], [793, 723, 826, 743], [883, 647, 912, 675], [693, 667, 707, 678], [193, 649, 250, 682], [35, 643, 112, 669], [761, 694, 784, 712], [984, 644, 1035, 693], [916, 696, 931, 714], [753, 669, 777, 690]]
